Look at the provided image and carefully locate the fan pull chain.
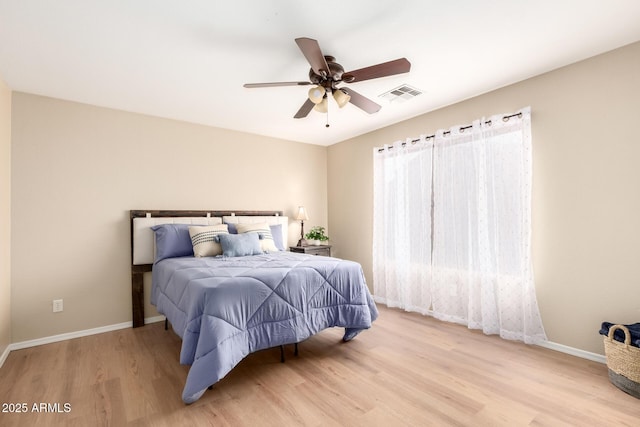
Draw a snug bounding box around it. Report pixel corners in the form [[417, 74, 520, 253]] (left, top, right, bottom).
[[326, 102, 330, 128]]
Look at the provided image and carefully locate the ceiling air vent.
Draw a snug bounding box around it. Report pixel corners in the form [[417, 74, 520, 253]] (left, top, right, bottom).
[[379, 84, 422, 103]]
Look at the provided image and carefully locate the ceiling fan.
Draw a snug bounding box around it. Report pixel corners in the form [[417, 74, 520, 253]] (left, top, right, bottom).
[[243, 37, 411, 119]]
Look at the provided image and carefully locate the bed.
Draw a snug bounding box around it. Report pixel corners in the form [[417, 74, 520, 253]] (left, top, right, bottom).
[[130, 210, 378, 403]]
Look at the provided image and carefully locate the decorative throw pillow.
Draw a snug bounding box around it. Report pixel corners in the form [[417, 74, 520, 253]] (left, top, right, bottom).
[[269, 224, 285, 251], [189, 224, 229, 257], [224, 222, 284, 250], [218, 233, 262, 257], [151, 224, 195, 262], [235, 222, 279, 253]]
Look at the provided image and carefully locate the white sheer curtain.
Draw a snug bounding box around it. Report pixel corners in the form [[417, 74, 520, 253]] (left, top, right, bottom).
[[373, 136, 433, 314], [373, 107, 546, 344]]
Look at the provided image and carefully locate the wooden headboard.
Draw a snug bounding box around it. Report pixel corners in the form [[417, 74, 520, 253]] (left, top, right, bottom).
[[130, 210, 285, 327]]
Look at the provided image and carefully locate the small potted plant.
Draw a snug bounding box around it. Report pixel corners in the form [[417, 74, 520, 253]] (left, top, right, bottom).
[[305, 226, 329, 246]]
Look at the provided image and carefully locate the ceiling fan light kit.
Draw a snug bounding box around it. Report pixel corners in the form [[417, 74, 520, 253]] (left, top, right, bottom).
[[244, 37, 411, 121]]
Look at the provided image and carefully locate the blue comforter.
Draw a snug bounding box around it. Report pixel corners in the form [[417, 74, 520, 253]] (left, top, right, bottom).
[[151, 251, 378, 403]]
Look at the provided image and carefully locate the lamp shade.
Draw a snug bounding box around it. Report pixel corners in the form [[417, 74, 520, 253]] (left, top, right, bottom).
[[308, 86, 326, 104], [333, 89, 351, 108], [313, 97, 328, 113], [295, 206, 309, 221]]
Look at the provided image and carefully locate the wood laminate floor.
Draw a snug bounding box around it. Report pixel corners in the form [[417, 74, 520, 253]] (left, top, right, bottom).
[[1, 305, 638, 426]]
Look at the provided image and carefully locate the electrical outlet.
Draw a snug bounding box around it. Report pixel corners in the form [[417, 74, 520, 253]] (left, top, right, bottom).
[[52, 299, 63, 313]]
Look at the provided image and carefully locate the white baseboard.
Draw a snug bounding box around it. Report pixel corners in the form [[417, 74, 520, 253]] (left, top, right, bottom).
[[0, 344, 10, 368], [144, 315, 165, 325], [536, 340, 606, 364], [3, 315, 165, 357]]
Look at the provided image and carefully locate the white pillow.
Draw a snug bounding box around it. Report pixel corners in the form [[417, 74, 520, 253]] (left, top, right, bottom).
[[235, 222, 279, 253], [189, 224, 229, 257]]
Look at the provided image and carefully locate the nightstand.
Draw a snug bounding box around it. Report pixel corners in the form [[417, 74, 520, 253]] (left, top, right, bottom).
[[290, 245, 331, 257]]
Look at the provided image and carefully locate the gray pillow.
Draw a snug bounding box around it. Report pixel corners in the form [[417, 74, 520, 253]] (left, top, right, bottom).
[[217, 232, 263, 257]]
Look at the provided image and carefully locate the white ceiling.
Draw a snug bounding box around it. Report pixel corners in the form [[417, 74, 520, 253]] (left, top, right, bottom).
[[1, 1, 639, 146]]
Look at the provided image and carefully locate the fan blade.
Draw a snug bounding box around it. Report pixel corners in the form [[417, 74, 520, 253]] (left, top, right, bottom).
[[341, 88, 381, 114], [294, 98, 315, 119], [295, 37, 330, 77], [244, 81, 312, 88], [343, 58, 411, 83]]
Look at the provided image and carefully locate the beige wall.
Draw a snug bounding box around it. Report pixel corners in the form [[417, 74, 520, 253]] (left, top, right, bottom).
[[328, 41, 640, 355], [0, 77, 11, 355], [11, 93, 328, 342]]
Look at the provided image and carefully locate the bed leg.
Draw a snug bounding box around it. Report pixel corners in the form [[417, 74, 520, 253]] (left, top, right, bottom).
[[280, 345, 285, 363], [131, 269, 145, 328], [164, 318, 168, 331], [294, 342, 298, 356]]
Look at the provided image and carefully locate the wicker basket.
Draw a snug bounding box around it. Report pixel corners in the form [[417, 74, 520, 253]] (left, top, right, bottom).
[[603, 324, 640, 399]]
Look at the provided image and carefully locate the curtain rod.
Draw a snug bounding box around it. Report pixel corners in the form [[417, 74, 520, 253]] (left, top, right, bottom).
[[377, 112, 523, 153]]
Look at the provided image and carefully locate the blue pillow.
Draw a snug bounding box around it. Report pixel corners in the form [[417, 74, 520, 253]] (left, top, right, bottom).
[[151, 224, 194, 262], [218, 232, 263, 257], [226, 223, 238, 234], [269, 224, 285, 251]]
